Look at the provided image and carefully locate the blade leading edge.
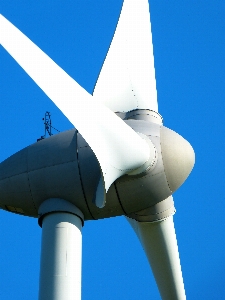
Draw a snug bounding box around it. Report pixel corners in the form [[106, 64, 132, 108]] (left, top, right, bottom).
[[93, 0, 158, 113], [0, 14, 150, 199], [127, 215, 186, 300]]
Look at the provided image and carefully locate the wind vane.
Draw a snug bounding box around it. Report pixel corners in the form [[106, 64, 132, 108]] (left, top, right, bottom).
[[37, 111, 60, 141]]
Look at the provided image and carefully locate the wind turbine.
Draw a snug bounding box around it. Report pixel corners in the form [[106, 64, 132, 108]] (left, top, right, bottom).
[[0, 0, 195, 299]]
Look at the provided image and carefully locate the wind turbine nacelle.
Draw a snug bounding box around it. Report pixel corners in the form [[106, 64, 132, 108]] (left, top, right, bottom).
[[0, 111, 194, 221]]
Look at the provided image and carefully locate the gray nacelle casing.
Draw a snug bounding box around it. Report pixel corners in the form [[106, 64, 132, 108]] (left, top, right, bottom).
[[0, 119, 186, 221]]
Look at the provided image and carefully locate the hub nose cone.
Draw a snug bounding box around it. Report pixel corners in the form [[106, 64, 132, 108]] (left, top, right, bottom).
[[160, 126, 195, 193]]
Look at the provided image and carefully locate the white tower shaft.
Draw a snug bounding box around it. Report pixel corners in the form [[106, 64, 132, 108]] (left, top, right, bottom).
[[39, 212, 82, 300]]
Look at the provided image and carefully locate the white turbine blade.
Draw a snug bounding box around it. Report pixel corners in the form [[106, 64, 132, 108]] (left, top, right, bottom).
[[93, 0, 158, 113], [127, 215, 186, 300], [0, 15, 150, 198]]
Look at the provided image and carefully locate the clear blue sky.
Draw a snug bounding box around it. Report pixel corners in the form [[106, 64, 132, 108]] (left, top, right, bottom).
[[0, 1, 225, 299]]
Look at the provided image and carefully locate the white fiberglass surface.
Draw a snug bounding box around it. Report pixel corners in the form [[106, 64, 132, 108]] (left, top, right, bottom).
[[0, 14, 150, 191], [127, 216, 186, 300], [93, 0, 158, 112]]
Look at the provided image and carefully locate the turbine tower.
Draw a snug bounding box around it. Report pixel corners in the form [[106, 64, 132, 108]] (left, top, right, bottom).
[[0, 0, 195, 299]]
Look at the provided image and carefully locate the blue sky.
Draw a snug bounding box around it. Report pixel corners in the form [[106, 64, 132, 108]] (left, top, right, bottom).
[[0, 1, 225, 299]]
